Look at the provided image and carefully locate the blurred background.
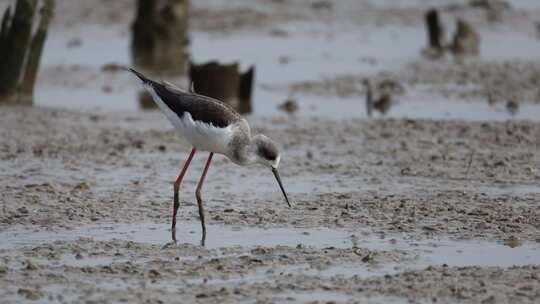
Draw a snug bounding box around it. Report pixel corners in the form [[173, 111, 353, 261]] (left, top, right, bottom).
[[2, 0, 540, 120]]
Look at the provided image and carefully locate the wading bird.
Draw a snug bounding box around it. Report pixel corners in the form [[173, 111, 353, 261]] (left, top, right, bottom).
[[129, 69, 291, 244]]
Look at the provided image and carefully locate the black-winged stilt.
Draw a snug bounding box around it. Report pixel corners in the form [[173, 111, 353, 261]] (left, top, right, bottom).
[[129, 68, 291, 243]]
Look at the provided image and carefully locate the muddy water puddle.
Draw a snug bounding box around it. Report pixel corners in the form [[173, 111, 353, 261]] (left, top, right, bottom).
[[274, 293, 409, 304], [2, 223, 538, 271], [32, 254, 136, 268], [2, 223, 538, 302], [274, 291, 355, 304], [0, 223, 353, 250]]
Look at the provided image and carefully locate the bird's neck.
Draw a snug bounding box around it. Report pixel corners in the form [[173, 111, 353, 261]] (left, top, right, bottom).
[[230, 138, 258, 166]]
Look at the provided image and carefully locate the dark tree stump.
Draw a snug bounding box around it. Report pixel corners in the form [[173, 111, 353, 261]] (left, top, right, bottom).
[[451, 19, 480, 56], [0, 0, 36, 102], [20, 0, 54, 104], [189, 61, 255, 114], [238, 66, 255, 114], [425, 9, 444, 50], [131, 0, 189, 74], [139, 91, 156, 110], [0, 0, 54, 104], [190, 61, 240, 109]]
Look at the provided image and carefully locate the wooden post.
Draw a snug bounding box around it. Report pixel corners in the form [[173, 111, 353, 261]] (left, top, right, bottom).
[[451, 19, 480, 56], [0, 7, 12, 63], [425, 9, 444, 50], [132, 0, 189, 109], [131, 0, 189, 74], [189, 61, 255, 114], [0, 0, 37, 103], [139, 91, 156, 110], [20, 0, 55, 104], [0, 0, 54, 104], [190, 61, 239, 109], [238, 66, 255, 114]]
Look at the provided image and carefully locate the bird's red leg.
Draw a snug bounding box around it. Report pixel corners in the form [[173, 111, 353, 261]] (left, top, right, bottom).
[[195, 152, 213, 246], [172, 147, 196, 242]]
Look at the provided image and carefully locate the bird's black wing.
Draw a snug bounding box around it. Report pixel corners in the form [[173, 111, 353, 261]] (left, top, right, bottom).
[[129, 68, 241, 128]]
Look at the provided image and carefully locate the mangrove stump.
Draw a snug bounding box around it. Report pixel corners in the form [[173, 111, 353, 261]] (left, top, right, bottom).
[[189, 61, 255, 114]]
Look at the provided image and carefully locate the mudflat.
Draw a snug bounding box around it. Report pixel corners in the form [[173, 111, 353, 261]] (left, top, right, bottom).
[[1, 107, 539, 303], [1, 0, 540, 303]]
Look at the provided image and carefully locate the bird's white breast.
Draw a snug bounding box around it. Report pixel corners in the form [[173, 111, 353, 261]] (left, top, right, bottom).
[[145, 84, 233, 154], [176, 112, 233, 153]]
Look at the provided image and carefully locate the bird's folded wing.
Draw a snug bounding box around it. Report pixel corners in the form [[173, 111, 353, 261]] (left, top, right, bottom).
[[151, 82, 241, 128]]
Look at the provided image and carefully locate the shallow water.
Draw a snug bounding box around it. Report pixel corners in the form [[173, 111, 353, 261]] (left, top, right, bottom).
[[276, 291, 354, 303], [2, 223, 538, 270], [262, 92, 540, 120], [31, 16, 540, 121]]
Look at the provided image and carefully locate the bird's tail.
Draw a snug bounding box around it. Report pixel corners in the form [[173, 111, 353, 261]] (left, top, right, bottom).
[[127, 68, 153, 85], [128, 67, 194, 96]]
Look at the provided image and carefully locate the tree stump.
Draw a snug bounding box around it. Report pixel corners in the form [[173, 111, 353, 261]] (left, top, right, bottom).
[[20, 0, 54, 103], [238, 66, 255, 114], [422, 9, 445, 59], [451, 19, 480, 56], [425, 9, 444, 50], [131, 0, 189, 74], [0, 0, 53, 104], [189, 61, 255, 114], [139, 91, 157, 110]]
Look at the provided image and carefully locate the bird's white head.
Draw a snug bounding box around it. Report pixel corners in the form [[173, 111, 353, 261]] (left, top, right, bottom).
[[250, 134, 291, 207], [251, 134, 281, 169]]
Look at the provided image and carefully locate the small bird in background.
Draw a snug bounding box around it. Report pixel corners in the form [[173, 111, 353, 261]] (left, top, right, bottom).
[[128, 68, 291, 244]]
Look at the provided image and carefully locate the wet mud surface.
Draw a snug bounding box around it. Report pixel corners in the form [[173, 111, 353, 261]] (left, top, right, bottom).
[[1, 0, 540, 303], [1, 107, 540, 303]]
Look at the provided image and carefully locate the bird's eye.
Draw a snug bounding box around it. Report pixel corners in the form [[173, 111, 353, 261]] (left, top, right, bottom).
[[258, 144, 278, 161]]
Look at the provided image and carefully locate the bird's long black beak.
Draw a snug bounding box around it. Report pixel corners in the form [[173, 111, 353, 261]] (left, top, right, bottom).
[[272, 167, 291, 207]]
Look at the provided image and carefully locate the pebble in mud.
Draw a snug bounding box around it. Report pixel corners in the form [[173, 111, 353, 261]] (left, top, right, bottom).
[[24, 260, 40, 271], [278, 98, 299, 114], [504, 235, 522, 248], [18, 288, 43, 301]]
